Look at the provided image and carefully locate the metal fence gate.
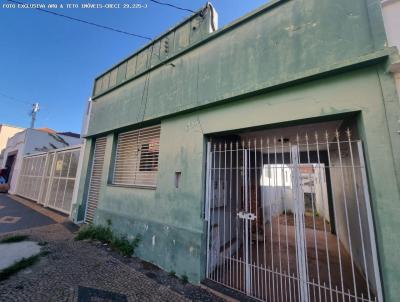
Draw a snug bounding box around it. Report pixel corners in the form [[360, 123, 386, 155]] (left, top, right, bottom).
[[16, 146, 81, 214], [205, 130, 382, 302], [17, 153, 47, 202]]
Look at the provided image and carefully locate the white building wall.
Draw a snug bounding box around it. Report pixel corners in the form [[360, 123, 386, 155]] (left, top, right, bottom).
[[0, 131, 27, 194], [381, 0, 400, 49], [0, 124, 24, 156], [260, 164, 329, 223], [23, 129, 81, 155], [381, 0, 400, 103], [1, 129, 81, 194], [395, 73, 400, 104]]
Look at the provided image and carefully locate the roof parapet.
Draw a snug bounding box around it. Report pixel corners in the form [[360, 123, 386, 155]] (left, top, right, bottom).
[[92, 2, 218, 98]]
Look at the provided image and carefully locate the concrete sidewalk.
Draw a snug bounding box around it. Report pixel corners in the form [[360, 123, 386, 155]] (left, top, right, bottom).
[[0, 194, 221, 302], [0, 241, 41, 270], [0, 223, 192, 302]]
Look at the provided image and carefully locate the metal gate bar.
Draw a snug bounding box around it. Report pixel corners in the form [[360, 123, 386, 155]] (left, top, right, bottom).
[[17, 153, 47, 202], [205, 130, 382, 302], [16, 146, 81, 214]]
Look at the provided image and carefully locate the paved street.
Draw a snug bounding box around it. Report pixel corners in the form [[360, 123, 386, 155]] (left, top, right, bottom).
[[0, 194, 55, 234], [0, 194, 222, 302]]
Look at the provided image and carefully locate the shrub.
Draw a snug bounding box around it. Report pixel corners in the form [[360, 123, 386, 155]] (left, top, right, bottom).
[[75, 224, 113, 242], [181, 274, 189, 284], [75, 224, 140, 257], [168, 270, 176, 277], [111, 236, 135, 257]]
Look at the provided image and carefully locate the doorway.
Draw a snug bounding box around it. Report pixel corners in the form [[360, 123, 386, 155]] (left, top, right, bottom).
[[5, 152, 17, 184], [204, 120, 382, 302]]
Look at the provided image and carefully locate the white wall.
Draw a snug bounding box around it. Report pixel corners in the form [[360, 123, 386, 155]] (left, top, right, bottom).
[[24, 129, 81, 155], [2, 129, 82, 194], [382, 0, 400, 50], [0, 131, 27, 194], [0, 125, 24, 156], [395, 73, 400, 104], [381, 0, 400, 103], [260, 164, 330, 223], [329, 144, 377, 291]]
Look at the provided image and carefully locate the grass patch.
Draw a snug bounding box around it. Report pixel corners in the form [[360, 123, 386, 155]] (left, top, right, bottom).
[[180, 274, 189, 284], [0, 235, 29, 244], [111, 236, 136, 257], [75, 224, 113, 242], [75, 224, 141, 257], [0, 255, 40, 281], [168, 270, 176, 277]]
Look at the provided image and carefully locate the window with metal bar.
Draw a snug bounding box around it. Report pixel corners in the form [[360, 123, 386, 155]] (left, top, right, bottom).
[[112, 124, 161, 188]]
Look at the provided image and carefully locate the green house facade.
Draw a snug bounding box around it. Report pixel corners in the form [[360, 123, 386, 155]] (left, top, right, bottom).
[[72, 1, 400, 301]]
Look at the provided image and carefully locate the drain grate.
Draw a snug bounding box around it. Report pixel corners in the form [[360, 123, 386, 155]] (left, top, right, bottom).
[[77, 286, 128, 302]]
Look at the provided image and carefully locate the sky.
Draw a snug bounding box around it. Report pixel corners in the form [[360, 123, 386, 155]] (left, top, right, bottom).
[[0, 0, 268, 133]]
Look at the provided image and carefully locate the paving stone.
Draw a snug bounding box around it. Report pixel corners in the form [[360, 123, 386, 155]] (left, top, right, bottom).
[[0, 224, 191, 302]]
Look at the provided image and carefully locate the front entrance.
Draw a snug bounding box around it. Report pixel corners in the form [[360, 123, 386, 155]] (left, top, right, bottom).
[[5, 152, 17, 184], [204, 121, 382, 302]]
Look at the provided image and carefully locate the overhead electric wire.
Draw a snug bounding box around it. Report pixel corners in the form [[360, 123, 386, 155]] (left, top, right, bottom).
[[0, 91, 51, 114], [5, 0, 153, 40], [0, 91, 32, 105], [148, 0, 195, 13], [5, 0, 198, 40]]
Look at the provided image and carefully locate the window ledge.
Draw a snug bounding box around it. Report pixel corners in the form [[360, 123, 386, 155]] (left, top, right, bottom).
[[107, 183, 157, 190]]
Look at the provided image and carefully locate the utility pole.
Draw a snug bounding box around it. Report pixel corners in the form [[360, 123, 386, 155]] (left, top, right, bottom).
[[30, 102, 40, 128]]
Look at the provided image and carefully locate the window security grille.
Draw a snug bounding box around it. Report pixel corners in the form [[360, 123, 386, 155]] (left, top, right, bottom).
[[113, 125, 160, 188]]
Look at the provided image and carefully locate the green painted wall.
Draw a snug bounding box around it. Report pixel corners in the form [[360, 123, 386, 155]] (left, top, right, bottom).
[[87, 0, 387, 137], [74, 64, 400, 300], [71, 0, 400, 300], [92, 3, 216, 98]]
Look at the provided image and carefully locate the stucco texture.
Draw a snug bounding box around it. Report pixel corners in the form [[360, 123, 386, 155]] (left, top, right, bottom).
[[71, 0, 400, 300], [73, 65, 400, 300]]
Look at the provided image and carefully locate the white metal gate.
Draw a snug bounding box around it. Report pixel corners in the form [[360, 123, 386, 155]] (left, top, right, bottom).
[[45, 148, 81, 213], [205, 130, 382, 302], [16, 146, 81, 214], [17, 153, 47, 202], [84, 137, 107, 224]]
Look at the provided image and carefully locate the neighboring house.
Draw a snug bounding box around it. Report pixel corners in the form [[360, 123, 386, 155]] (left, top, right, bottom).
[[16, 145, 82, 215], [381, 0, 400, 99], [0, 124, 25, 163], [5, 103, 90, 215], [72, 1, 400, 302], [1, 128, 81, 194]]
